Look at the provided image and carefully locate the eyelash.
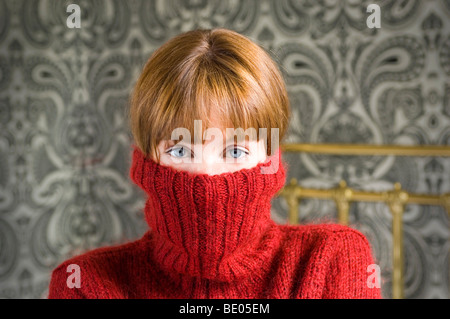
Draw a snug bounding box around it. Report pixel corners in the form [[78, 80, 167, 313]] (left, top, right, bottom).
[[165, 145, 249, 158]]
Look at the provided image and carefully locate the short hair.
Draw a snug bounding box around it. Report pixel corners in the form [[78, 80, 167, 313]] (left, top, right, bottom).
[[128, 28, 290, 162]]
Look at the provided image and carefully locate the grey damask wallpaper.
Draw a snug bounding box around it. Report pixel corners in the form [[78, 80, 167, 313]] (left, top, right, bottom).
[[0, 0, 449, 299]]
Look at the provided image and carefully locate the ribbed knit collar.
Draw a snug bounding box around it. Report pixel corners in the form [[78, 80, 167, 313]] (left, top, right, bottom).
[[129, 145, 286, 282]]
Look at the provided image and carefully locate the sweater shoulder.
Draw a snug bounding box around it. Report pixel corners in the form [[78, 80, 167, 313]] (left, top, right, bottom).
[[279, 222, 367, 236], [274, 223, 380, 298], [48, 235, 148, 298], [277, 223, 372, 249], [52, 236, 146, 272]]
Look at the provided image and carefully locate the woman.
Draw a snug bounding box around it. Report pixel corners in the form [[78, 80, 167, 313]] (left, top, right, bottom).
[[48, 28, 381, 299]]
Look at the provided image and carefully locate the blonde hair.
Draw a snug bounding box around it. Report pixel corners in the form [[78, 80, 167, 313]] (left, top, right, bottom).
[[128, 28, 290, 162]]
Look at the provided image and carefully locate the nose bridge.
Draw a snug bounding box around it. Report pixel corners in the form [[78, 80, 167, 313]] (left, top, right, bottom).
[[190, 138, 222, 174], [199, 153, 222, 175]]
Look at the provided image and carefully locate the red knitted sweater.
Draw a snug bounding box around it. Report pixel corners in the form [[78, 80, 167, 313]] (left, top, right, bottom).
[[48, 145, 381, 299]]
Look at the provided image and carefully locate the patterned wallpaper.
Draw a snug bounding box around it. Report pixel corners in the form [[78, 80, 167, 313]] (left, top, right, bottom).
[[0, 0, 449, 299]]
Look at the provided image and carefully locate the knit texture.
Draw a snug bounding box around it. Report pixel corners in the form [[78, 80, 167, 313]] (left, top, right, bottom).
[[48, 145, 382, 299]]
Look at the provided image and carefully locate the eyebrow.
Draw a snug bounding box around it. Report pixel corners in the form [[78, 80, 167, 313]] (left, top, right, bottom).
[[165, 137, 250, 147]]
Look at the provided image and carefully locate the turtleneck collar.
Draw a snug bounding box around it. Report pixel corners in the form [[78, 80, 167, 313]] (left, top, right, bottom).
[[129, 145, 286, 282]]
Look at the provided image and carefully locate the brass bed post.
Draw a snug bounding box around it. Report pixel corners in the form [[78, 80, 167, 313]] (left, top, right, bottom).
[[285, 178, 301, 225], [443, 194, 450, 300], [384, 183, 409, 299], [443, 194, 450, 219], [332, 180, 352, 226]]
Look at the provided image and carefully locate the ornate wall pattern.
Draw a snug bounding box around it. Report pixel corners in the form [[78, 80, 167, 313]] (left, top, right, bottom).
[[0, 0, 449, 298]]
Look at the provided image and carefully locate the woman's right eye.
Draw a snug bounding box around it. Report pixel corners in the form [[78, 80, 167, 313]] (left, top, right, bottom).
[[166, 146, 191, 158]]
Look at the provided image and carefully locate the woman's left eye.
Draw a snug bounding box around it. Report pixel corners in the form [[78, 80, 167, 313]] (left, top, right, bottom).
[[226, 147, 249, 159]]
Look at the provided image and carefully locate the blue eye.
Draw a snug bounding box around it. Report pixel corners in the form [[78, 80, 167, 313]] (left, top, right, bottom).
[[227, 147, 248, 159], [167, 146, 191, 158]]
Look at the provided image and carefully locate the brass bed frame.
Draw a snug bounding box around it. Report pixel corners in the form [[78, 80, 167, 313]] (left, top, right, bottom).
[[277, 143, 450, 299]]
